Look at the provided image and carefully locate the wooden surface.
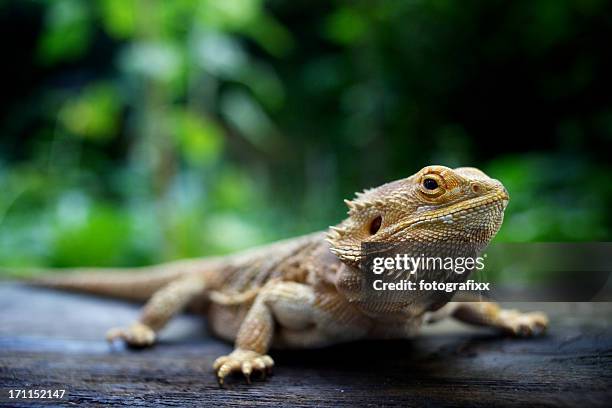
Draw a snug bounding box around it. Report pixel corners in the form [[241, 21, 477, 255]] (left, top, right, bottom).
[[0, 283, 611, 407]]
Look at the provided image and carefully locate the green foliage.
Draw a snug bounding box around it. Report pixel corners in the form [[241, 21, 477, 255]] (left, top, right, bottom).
[[99, 0, 136, 39], [59, 83, 121, 141], [173, 110, 224, 166], [487, 155, 610, 242], [38, 0, 91, 64], [0, 0, 610, 275], [52, 203, 131, 266]]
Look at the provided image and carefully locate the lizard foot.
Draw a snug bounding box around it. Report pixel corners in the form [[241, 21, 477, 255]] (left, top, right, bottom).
[[106, 323, 156, 348], [213, 349, 274, 385], [498, 310, 548, 337]]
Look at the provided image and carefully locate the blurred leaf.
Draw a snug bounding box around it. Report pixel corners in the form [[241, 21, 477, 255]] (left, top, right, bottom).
[[204, 213, 263, 253], [51, 204, 131, 267], [165, 208, 207, 259], [192, 30, 248, 77], [192, 32, 285, 109], [220, 89, 280, 151], [119, 40, 183, 83], [173, 109, 224, 166], [199, 0, 260, 30], [245, 13, 294, 57], [38, 0, 92, 64], [196, 0, 292, 56], [325, 7, 368, 45], [59, 83, 121, 141], [241, 63, 285, 111], [99, 0, 136, 39], [211, 166, 256, 210]]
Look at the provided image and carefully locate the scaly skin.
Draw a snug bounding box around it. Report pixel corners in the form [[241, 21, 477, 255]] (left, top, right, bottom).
[[27, 165, 548, 385]]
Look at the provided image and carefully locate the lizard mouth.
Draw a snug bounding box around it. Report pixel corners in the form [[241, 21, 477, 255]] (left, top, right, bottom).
[[383, 191, 509, 239]]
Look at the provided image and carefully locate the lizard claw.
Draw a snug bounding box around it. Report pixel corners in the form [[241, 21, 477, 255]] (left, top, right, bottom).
[[498, 310, 549, 337], [106, 323, 156, 348], [213, 349, 274, 386]]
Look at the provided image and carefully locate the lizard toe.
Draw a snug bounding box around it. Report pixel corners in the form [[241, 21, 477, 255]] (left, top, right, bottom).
[[106, 323, 156, 347], [217, 360, 241, 386], [212, 356, 230, 371], [213, 349, 274, 386], [499, 310, 549, 337], [252, 358, 267, 379], [241, 361, 253, 384]]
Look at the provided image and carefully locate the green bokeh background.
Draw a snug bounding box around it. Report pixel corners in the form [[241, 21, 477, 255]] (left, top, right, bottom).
[[0, 0, 610, 271]]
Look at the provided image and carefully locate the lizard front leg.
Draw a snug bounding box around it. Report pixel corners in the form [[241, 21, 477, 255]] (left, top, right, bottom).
[[213, 281, 368, 385], [425, 301, 548, 336], [107, 274, 206, 347]]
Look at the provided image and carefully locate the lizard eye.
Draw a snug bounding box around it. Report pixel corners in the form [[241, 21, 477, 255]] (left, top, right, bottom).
[[369, 215, 382, 235], [423, 178, 438, 190], [419, 173, 445, 198]]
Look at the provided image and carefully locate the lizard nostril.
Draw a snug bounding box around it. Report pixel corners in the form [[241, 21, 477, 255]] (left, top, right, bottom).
[[471, 184, 481, 194]]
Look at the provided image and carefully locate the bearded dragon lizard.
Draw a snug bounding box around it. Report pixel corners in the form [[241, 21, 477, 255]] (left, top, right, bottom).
[[26, 165, 548, 385]]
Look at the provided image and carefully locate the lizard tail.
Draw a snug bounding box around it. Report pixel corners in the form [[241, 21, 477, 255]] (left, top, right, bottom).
[[9, 259, 216, 302]]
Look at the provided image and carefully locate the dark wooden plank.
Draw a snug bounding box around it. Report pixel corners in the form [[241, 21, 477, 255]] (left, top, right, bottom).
[[1, 283, 611, 407]]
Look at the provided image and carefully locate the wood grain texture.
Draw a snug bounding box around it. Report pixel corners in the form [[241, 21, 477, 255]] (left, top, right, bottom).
[[0, 283, 611, 407]]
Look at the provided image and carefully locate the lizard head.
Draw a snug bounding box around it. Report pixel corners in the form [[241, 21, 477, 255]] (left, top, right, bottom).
[[326, 165, 509, 267]]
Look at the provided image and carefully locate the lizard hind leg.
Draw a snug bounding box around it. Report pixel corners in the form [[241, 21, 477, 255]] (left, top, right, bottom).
[[106, 274, 207, 347]]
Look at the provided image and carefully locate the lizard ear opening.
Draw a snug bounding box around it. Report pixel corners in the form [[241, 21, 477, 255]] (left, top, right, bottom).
[[369, 215, 382, 235]]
